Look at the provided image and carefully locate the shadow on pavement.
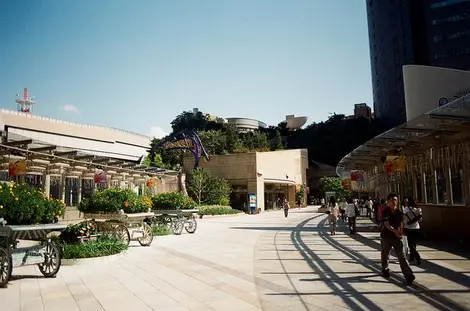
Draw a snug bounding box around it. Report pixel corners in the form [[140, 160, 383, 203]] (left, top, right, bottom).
[[234, 215, 470, 311]]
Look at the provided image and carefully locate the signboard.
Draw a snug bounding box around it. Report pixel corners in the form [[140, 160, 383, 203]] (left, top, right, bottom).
[[151, 130, 210, 169], [248, 193, 257, 208], [8, 160, 27, 177], [93, 171, 107, 184]]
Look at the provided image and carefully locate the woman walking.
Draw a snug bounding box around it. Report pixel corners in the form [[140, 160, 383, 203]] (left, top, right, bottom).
[[404, 199, 422, 265], [328, 197, 339, 235]]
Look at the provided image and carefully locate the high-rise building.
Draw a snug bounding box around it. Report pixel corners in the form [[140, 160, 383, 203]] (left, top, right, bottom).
[[366, 0, 470, 127]]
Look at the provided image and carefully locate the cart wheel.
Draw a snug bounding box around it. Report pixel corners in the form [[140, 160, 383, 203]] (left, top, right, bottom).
[[162, 216, 173, 230], [0, 247, 12, 288], [185, 215, 197, 234], [138, 223, 153, 246], [172, 219, 184, 235], [38, 241, 61, 278], [113, 225, 130, 246]]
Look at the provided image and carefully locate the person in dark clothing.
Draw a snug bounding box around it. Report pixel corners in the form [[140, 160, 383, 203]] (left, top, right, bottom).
[[381, 193, 415, 286]]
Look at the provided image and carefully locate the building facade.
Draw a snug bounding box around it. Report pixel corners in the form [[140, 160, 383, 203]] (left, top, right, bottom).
[[366, 0, 470, 127], [226, 117, 268, 133], [183, 149, 308, 211]]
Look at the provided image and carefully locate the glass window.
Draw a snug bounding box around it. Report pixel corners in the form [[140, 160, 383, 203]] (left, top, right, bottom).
[[451, 167, 464, 204], [49, 176, 61, 200], [81, 179, 95, 199], [25, 174, 42, 189], [425, 171, 434, 204], [436, 168, 447, 204], [65, 177, 79, 206], [416, 173, 423, 203]]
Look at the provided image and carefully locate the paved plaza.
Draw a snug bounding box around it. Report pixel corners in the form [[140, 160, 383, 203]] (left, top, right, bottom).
[[1, 207, 469, 311]]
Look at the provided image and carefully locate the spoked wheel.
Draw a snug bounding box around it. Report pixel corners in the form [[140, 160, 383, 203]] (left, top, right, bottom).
[[138, 222, 153, 246], [0, 247, 12, 288], [185, 215, 197, 234], [172, 218, 184, 235], [113, 224, 130, 246], [38, 241, 61, 278], [162, 216, 173, 230]]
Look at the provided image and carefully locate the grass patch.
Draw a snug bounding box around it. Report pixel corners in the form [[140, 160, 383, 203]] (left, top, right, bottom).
[[197, 205, 243, 216], [152, 224, 173, 236], [59, 236, 128, 259]]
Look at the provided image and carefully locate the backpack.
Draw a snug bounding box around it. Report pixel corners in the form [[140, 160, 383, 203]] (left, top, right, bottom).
[[404, 207, 422, 225]]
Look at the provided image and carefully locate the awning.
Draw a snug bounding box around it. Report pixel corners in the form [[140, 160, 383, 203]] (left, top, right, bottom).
[[336, 93, 470, 177]]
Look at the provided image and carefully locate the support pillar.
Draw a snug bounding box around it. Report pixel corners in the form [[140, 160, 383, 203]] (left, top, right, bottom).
[[78, 177, 82, 204], [61, 175, 66, 203], [44, 174, 51, 198]]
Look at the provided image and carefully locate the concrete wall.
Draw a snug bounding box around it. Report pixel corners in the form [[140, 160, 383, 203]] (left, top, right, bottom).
[[183, 149, 308, 211], [420, 204, 470, 243], [0, 109, 151, 161], [403, 65, 470, 121]]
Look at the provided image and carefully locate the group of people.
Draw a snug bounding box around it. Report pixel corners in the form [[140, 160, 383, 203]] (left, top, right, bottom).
[[326, 193, 422, 286]]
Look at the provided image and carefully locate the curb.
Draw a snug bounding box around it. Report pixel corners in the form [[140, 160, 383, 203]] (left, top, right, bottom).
[[199, 213, 246, 219], [62, 251, 126, 266]]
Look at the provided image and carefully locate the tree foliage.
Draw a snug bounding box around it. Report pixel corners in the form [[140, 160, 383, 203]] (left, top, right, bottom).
[[186, 168, 231, 205], [318, 177, 351, 199], [147, 109, 387, 170]]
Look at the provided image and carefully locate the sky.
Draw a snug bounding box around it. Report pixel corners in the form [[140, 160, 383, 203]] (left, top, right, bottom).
[[0, 0, 373, 138]]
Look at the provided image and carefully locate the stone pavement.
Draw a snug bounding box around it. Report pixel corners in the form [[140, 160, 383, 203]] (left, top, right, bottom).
[[1, 207, 469, 311]]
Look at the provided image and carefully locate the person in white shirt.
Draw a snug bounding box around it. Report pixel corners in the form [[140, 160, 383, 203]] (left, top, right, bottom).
[[403, 199, 422, 265], [345, 198, 357, 234]]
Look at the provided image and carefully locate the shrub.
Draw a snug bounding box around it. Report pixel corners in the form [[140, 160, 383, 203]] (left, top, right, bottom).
[[196, 205, 242, 216], [78, 188, 151, 214], [59, 236, 127, 259], [152, 224, 173, 236], [0, 182, 65, 225], [151, 192, 195, 210], [186, 168, 231, 205]]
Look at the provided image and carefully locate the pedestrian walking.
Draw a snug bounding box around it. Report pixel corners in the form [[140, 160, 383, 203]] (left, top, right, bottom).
[[380, 193, 415, 286], [345, 198, 357, 234], [404, 199, 423, 265], [281, 196, 290, 218], [328, 197, 339, 235]]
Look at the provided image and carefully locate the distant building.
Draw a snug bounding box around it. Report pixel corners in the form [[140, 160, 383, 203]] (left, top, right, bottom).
[[226, 117, 267, 133], [284, 115, 308, 130], [345, 103, 374, 120]]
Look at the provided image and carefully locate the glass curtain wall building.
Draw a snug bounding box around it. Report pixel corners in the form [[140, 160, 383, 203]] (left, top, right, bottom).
[[366, 0, 470, 128]]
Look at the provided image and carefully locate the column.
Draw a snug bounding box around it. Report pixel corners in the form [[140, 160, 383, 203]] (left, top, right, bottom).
[[287, 184, 295, 208], [445, 165, 452, 205], [77, 177, 82, 204], [60, 175, 66, 203], [44, 174, 51, 198]]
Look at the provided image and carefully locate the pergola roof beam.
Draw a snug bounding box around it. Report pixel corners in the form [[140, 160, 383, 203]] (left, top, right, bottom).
[[5, 139, 33, 147], [54, 150, 78, 157], [29, 145, 57, 153]]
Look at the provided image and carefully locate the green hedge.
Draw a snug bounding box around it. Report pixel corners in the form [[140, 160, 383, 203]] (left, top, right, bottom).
[[151, 192, 195, 210], [78, 188, 152, 214], [197, 205, 243, 216]]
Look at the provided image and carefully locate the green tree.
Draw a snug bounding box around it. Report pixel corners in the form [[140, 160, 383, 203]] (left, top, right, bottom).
[[318, 176, 351, 199], [149, 137, 184, 169], [197, 130, 227, 155], [272, 130, 284, 150], [171, 110, 223, 133], [186, 168, 231, 205], [240, 131, 270, 152], [223, 123, 241, 153]]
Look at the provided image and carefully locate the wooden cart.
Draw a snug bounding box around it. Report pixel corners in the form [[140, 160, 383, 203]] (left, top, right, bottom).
[[83, 212, 154, 247], [0, 220, 66, 288], [152, 209, 198, 235]]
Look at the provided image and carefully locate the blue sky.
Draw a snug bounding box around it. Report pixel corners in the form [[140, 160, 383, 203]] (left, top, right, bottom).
[[0, 0, 372, 137]]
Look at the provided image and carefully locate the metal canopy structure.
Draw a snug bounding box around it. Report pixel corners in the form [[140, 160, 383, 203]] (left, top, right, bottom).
[[336, 93, 470, 177], [0, 135, 177, 179]]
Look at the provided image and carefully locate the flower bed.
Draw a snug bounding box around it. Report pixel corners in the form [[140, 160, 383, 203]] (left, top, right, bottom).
[[78, 188, 152, 214], [0, 182, 65, 225], [151, 192, 195, 210], [197, 205, 243, 216]]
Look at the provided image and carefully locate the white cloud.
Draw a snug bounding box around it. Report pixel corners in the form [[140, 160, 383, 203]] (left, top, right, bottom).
[[148, 126, 168, 138], [60, 104, 80, 114]]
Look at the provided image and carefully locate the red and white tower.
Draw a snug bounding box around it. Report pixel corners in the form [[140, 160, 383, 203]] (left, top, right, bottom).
[[15, 88, 36, 114]]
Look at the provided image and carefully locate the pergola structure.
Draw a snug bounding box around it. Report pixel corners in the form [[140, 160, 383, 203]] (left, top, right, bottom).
[[0, 136, 178, 205], [336, 93, 470, 205]]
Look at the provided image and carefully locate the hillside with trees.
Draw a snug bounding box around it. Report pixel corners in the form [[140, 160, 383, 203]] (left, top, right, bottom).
[[148, 110, 388, 169]]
